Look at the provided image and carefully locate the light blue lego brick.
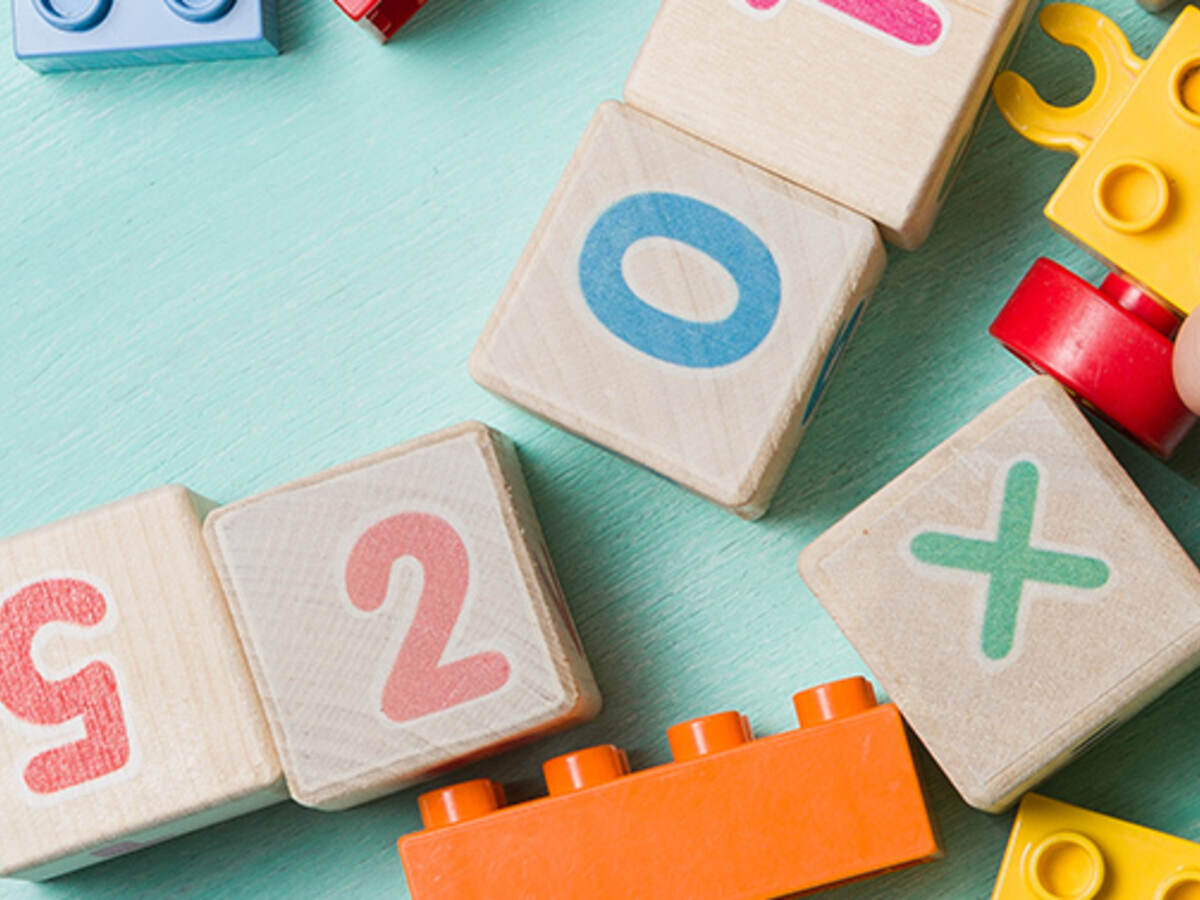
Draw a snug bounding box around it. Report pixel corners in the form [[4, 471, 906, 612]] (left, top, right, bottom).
[[11, 0, 278, 71]]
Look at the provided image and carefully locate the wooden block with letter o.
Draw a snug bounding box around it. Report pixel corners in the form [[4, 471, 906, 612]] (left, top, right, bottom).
[[471, 102, 885, 519], [624, 0, 1036, 248], [0, 486, 284, 880], [799, 376, 1200, 811], [203, 422, 601, 811]]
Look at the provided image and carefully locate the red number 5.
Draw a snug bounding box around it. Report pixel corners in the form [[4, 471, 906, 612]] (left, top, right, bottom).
[[345, 513, 511, 723], [0, 578, 131, 794]]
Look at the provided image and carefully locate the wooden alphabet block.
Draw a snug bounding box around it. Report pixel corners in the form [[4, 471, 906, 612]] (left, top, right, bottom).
[[799, 376, 1200, 811], [203, 422, 601, 811], [623, 0, 1037, 248], [0, 486, 283, 880], [470, 102, 885, 519]]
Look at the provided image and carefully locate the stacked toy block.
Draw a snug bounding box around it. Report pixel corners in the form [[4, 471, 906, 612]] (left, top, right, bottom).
[[0, 487, 284, 879], [800, 376, 1200, 811], [400, 677, 941, 899], [0, 423, 599, 877], [471, 0, 1038, 519], [203, 422, 600, 810]]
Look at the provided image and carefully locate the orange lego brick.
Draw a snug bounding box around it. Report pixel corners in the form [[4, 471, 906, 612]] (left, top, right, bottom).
[[398, 677, 941, 899]]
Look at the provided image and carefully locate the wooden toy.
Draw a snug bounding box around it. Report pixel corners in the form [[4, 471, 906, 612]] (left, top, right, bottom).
[[470, 101, 885, 520], [995, 5, 1200, 318], [798, 376, 1200, 812], [992, 794, 1200, 898], [623, 0, 1037, 248], [398, 676, 941, 899], [333, 0, 424, 41], [12, 0, 277, 71], [990, 258, 1195, 456], [203, 422, 601, 811], [0, 486, 283, 880]]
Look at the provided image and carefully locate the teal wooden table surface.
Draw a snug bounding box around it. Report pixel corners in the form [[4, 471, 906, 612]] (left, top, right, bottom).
[[1, 0, 1198, 895]]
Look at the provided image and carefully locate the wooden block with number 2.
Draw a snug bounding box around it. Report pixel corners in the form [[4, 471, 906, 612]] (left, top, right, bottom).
[[0, 486, 284, 880], [203, 422, 601, 811]]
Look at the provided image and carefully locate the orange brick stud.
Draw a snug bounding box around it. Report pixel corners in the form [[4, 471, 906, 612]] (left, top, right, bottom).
[[399, 676, 941, 899]]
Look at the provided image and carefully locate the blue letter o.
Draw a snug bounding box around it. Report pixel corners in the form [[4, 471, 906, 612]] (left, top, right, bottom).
[[578, 192, 780, 368]]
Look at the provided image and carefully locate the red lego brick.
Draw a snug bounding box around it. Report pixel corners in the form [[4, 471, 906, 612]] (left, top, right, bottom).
[[990, 257, 1195, 457]]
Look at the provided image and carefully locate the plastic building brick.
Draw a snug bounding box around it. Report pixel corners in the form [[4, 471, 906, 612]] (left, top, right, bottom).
[[992, 794, 1200, 899], [333, 0, 424, 41], [398, 676, 941, 899], [12, 0, 278, 71], [990, 258, 1196, 457], [993, 4, 1200, 317]]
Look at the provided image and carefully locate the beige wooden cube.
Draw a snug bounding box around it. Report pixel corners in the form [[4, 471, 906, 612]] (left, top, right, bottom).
[[799, 376, 1200, 811], [470, 102, 885, 520], [0, 486, 283, 880], [624, 0, 1036, 248], [203, 422, 601, 811]]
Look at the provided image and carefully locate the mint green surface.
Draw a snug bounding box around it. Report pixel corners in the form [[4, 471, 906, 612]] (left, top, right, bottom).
[[1, 0, 1198, 896], [911, 460, 1111, 661]]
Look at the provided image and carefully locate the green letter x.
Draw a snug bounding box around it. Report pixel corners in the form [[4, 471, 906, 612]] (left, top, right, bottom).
[[910, 460, 1109, 661]]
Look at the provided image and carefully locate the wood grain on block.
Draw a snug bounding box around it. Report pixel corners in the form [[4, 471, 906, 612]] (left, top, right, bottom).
[[203, 422, 600, 811], [624, 0, 1036, 248], [0, 486, 283, 880], [798, 376, 1200, 811], [470, 102, 885, 519]]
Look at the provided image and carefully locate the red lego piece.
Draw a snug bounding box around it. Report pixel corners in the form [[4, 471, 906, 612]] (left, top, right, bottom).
[[333, 0, 425, 42], [398, 676, 941, 899], [990, 257, 1195, 457]]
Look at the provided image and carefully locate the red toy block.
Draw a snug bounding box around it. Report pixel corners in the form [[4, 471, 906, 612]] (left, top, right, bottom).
[[990, 257, 1195, 457], [334, 0, 424, 41], [398, 676, 941, 899]]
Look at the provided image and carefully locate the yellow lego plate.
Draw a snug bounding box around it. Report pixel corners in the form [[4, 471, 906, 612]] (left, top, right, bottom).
[[994, 4, 1200, 317], [992, 794, 1200, 899]]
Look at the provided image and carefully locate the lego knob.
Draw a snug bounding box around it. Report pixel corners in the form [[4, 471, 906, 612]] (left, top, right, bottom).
[[1024, 831, 1105, 900], [1155, 869, 1200, 900], [666, 711, 753, 761], [164, 0, 237, 22], [418, 779, 506, 830], [543, 745, 630, 795], [1092, 158, 1169, 235], [793, 676, 877, 727], [1170, 57, 1200, 128]]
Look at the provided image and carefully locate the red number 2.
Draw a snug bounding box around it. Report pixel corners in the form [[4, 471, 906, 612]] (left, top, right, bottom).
[[345, 513, 511, 723], [0, 578, 131, 794]]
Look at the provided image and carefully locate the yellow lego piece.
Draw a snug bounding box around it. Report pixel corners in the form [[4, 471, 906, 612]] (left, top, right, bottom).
[[993, 4, 1200, 317], [992, 794, 1200, 899]]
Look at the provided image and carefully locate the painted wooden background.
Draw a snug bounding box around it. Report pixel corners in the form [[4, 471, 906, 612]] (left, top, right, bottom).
[[1, 0, 1197, 896]]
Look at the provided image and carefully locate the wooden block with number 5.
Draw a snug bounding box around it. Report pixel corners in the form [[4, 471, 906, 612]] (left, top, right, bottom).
[[203, 422, 601, 811], [470, 102, 885, 519], [0, 486, 284, 880]]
